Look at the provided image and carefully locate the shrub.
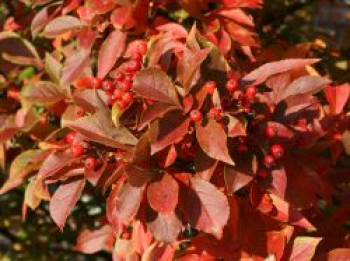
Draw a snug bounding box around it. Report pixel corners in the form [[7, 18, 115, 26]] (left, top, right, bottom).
[[0, 0, 349, 260]]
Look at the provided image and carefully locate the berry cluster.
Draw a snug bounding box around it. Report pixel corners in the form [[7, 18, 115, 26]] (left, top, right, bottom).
[[225, 79, 257, 113], [65, 131, 100, 171], [76, 42, 147, 110], [263, 125, 285, 168]]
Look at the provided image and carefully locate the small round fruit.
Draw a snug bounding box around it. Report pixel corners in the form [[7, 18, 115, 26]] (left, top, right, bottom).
[[131, 52, 143, 61], [66, 132, 76, 144], [119, 80, 132, 92], [113, 88, 124, 100], [85, 157, 98, 171], [189, 110, 203, 122], [92, 77, 102, 89], [102, 80, 116, 94], [124, 59, 141, 72], [245, 85, 257, 99], [204, 81, 216, 94], [121, 231, 131, 240], [117, 100, 128, 110], [113, 71, 125, 82], [124, 73, 134, 82], [71, 144, 84, 157], [122, 92, 134, 105], [265, 126, 276, 138], [270, 144, 284, 159], [226, 79, 238, 92], [233, 90, 244, 100], [258, 168, 268, 178], [137, 42, 148, 54], [208, 107, 222, 119], [182, 96, 193, 111], [264, 155, 275, 168]]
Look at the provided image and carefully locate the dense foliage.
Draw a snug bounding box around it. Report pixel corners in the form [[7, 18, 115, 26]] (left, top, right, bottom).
[[0, 0, 349, 260]]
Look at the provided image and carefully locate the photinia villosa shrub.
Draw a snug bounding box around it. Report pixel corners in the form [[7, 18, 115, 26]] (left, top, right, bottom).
[[0, 0, 349, 260]]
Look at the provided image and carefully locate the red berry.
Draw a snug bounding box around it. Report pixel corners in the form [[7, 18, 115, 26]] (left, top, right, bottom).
[[265, 126, 276, 138], [7, 86, 20, 100], [117, 100, 128, 110], [92, 77, 102, 89], [85, 157, 98, 171], [204, 81, 216, 94], [66, 132, 76, 144], [102, 80, 116, 94], [122, 92, 134, 105], [226, 79, 238, 92], [71, 144, 84, 157], [258, 169, 268, 178], [119, 80, 132, 92], [270, 144, 284, 159], [245, 85, 257, 99], [264, 155, 275, 168], [76, 106, 85, 117], [131, 52, 143, 61], [182, 96, 193, 111], [243, 105, 251, 113], [121, 231, 131, 240], [189, 110, 203, 122], [137, 42, 148, 54], [107, 96, 117, 106], [113, 71, 125, 82], [124, 59, 141, 72], [113, 88, 124, 100], [124, 74, 134, 82], [233, 90, 244, 100], [208, 107, 222, 119]]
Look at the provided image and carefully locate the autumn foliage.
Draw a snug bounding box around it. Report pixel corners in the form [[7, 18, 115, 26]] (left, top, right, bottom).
[[0, 0, 350, 260]]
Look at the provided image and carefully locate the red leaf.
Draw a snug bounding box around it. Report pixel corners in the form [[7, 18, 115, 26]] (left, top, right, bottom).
[[75, 225, 114, 254], [325, 84, 350, 115], [285, 237, 322, 261], [37, 150, 77, 180], [195, 150, 218, 181], [279, 76, 331, 101], [270, 194, 315, 230], [131, 221, 153, 255], [0, 149, 50, 194], [61, 49, 90, 85], [222, 0, 263, 8], [49, 177, 85, 230], [142, 243, 176, 261], [157, 145, 177, 168], [107, 183, 144, 233], [196, 119, 234, 165], [147, 211, 182, 243], [66, 110, 138, 149], [149, 111, 190, 154], [22, 81, 66, 105], [43, 16, 87, 38], [224, 165, 253, 194], [147, 172, 179, 213], [319, 249, 350, 261], [177, 48, 210, 94], [133, 68, 181, 107], [243, 59, 320, 85], [138, 102, 180, 131], [156, 23, 188, 39], [184, 177, 229, 239], [97, 30, 126, 79], [111, 5, 136, 30], [269, 167, 287, 199], [214, 8, 254, 27]]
